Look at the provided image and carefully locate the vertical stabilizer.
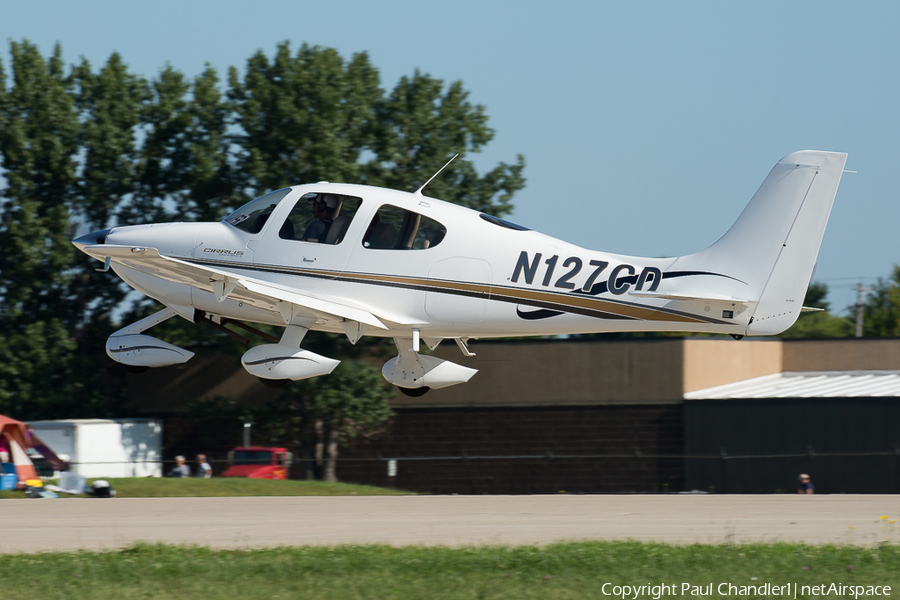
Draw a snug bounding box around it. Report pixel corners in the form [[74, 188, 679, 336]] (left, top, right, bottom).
[[673, 150, 847, 335]]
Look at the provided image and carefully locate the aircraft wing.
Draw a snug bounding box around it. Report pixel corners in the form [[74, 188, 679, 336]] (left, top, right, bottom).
[[83, 245, 388, 330]]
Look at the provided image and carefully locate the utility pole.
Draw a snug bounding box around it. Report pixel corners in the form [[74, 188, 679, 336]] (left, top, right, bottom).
[[853, 283, 871, 338]]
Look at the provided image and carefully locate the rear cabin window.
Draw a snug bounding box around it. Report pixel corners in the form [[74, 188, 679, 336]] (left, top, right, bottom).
[[363, 205, 446, 250], [223, 188, 292, 234], [278, 193, 362, 245]]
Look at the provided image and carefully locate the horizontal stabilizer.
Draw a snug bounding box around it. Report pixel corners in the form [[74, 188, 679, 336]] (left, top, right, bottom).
[[628, 290, 751, 304]]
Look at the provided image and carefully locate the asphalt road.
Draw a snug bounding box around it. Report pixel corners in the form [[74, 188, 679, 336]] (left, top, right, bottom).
[[2, 495, 898, 554]]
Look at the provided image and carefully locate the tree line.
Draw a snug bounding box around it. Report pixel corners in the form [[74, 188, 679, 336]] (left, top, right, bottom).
[[781, 273, 900, 339], [0, 40, 525, 479]]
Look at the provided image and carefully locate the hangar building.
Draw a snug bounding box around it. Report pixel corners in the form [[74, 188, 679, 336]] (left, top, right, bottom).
[[130, 337, 900, 494]]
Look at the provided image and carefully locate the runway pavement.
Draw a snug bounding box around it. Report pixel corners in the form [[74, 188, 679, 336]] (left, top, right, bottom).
[[2, 494, 899, 554]]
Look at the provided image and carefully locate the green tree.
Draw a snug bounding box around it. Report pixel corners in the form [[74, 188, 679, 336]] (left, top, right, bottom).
[[780, 281, 853, 339], [0, 322, 76, 418], [0, 41, 86, 417], [227, 43, 382, 198], [73, 52, 147, 231], [0, 41, 79, 323], [71, 53, 148, 323], [302, 360, 394, 482], [366, 70, 525, 216], [227, 43, 525, 215], [124, 64, 190, 224], [864, 266, 900, 337], [183, 66, 238, 221], [0, 43, 138, 419], [125, 65, 236, 225]]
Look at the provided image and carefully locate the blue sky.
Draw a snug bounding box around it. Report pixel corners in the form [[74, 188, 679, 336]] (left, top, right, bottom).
[[2, 1, 897, 312]]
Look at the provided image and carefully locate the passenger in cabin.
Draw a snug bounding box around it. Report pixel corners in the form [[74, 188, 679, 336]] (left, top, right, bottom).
[[302, 194, 338, 243], [363, 213, 381, 247]]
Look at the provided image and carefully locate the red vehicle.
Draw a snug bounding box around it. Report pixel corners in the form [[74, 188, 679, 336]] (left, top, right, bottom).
[[221, 447, 293, 479]]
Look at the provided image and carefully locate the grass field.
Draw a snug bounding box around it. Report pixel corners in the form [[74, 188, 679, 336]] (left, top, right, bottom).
[[0, 477, 410, 498], [1, 541, 898, 599]]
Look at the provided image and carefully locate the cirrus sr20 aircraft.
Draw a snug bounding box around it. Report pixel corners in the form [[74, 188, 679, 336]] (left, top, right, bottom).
[[74, 150, 847, 396]]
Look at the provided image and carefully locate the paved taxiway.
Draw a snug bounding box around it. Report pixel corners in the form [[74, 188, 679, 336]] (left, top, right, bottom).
[[2, 495, 898, 553]]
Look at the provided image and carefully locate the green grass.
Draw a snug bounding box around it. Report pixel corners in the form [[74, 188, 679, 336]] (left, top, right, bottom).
[[0, 477, 410, 498], [1, 541, 899, 599]]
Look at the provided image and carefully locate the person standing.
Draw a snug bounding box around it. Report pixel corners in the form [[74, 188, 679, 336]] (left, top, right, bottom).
[[169, 455, 191, 478], [196, 454, 212, 478]]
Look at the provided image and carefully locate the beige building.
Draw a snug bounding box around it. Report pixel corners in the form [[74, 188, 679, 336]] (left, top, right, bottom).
[[130, 337, 900, 410], [410, 336, 900, 406], [130, 336, 900, 494]]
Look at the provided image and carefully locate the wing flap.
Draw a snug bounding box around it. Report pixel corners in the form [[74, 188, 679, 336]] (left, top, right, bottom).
[[84, 244, 387, 330], [238, 279, 385, 329]]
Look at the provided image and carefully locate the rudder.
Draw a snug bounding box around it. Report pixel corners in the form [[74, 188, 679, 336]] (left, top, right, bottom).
[[746, 151, 846, 334]]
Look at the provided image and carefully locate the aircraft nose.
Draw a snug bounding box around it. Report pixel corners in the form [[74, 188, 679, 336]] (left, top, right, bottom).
[[72, 228, 111, 251]]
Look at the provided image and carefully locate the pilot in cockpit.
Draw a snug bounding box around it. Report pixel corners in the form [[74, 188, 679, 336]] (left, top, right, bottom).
[[302, 194, 339, 242]]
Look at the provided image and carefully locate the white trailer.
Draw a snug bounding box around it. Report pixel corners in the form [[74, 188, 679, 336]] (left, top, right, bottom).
[[28, 419, 162, 478]]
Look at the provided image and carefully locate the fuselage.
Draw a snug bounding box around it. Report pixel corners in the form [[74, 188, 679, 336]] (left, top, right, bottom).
[[90, 182, 750, 339]]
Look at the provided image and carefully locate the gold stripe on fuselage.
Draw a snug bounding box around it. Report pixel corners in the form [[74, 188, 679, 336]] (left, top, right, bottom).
[[188, 258, 718, 325]]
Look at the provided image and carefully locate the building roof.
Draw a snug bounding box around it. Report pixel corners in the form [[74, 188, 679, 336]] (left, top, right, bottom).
[[684, 370, 900, 400], [28, 418, 160, 426]]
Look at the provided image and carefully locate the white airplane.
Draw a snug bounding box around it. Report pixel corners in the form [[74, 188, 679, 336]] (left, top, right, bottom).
[[74, 150, 847, 396]]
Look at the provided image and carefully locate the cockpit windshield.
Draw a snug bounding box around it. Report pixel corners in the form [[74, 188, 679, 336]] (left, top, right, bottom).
[[223, 188, 292, 233]]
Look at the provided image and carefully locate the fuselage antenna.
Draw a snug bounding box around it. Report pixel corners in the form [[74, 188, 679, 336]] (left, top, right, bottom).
[[414, 154, 459, 196]]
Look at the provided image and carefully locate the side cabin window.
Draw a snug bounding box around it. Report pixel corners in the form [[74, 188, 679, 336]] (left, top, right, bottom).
[[223, 188, 292, 234], [278, 193, 362, 245], [363, 204, 446, 250]]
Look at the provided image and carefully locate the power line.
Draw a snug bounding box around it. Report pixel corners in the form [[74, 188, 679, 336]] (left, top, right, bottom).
[[819, 276, 879, 282]]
